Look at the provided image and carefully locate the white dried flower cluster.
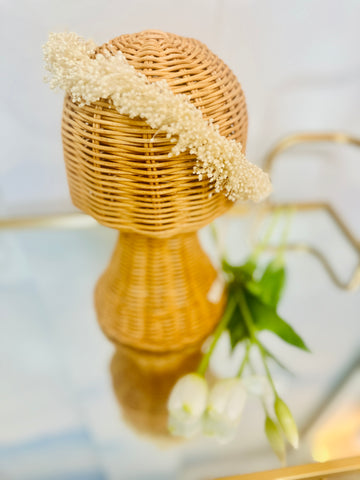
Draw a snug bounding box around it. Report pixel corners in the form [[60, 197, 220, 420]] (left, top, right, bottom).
[[43, 32, 272, 202]]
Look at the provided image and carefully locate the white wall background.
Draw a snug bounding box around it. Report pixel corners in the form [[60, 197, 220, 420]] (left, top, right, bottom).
[[1, 0, 360, 222]]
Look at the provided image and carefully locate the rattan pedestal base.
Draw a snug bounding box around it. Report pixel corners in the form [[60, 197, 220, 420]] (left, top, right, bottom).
[[95, 231, 225, 352]]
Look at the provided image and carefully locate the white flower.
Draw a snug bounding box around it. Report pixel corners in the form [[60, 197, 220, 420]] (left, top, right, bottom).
[[243, 375, 272, 398], [168, 414, 202, 438], [167, 373, 208, 438], [203, 378, 247, 443]]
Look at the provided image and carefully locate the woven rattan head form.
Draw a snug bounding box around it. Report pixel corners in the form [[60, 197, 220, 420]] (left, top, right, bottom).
[[62, 30, 248, 237]]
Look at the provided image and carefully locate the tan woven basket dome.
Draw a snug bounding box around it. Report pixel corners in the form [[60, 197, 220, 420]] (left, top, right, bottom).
[[62, 29, 248, 238]]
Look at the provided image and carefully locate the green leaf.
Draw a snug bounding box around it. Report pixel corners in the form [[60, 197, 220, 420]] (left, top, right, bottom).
[[258, 260, 286, 307], [245, 292, 310, 352], [227, 302, 248, 350], [221, 259, 234, 275], [243, 279, 263, 297], [222, 259, 256, 283], [239, 259, 257, 277]]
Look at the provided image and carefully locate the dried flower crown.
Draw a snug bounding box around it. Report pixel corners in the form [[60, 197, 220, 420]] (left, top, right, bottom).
[[43, 32, 272, 202]]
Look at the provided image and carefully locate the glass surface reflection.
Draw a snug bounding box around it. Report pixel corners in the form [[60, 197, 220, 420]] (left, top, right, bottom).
[[0, 213, 359, 479]]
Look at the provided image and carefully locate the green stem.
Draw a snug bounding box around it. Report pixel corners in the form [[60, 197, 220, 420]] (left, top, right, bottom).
[[276, 207, 295, 266], [251, 208, 281, 263], [197, 294, 236, 376], [236, 288, 278, 397], [258, 344, 278, 397], [237, 340, 251, 377], [210, 221, 227, 264], [248, 358, 271, 416], [261, 398, 271, 417], [236, 288, 257, 341]]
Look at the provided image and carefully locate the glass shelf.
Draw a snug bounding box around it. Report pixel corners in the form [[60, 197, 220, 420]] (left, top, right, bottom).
[[0, 208, 359, 480]]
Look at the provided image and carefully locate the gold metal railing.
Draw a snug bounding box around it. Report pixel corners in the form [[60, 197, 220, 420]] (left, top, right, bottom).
[[263, 132, 360, 172], [233, 132, 360, 291], [0, 212, 95, 230], [216, 455, 360, 479]]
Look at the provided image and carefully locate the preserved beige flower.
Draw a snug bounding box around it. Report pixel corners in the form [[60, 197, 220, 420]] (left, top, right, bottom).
[[43, 32, 271, 202]]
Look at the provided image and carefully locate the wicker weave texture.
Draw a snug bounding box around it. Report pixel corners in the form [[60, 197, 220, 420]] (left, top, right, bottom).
[[95, 231, 225, 351], [62, 30, 248, 237]]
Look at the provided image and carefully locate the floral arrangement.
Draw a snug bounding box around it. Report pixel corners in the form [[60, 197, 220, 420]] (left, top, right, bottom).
[[167, 210, 310, 464], [43, 32, 271, 202]]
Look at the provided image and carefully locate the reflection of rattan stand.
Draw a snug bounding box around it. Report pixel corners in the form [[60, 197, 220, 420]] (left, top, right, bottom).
[[61, 31, 248, 352], [111, 344, 202, 439]]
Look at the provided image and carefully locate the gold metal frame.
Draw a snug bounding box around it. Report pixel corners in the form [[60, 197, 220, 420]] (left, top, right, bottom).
[[0, 212, 95, 230], [216, 455, 360, 480], [238, 132, 360, 291], [264, 132, 360, 171]]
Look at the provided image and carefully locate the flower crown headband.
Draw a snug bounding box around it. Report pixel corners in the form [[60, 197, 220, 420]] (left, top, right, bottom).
[[43, 32, 272, 202]]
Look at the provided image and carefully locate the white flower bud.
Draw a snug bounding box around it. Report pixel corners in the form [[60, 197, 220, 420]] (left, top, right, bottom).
[[168, 373, 208, 417], [243, 375, 272, 398], [274, 397, 299, 449], [203, 378, 246, 443], [167, 373, 208, 438], [207, 378, 247, 422], [168, 413, 202, 438], [265, 416, 286, 465]]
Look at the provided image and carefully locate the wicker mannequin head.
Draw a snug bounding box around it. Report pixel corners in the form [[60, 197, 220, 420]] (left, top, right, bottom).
[[62, 30, 248, 237]]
